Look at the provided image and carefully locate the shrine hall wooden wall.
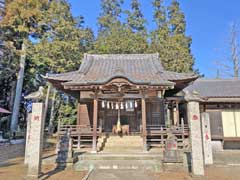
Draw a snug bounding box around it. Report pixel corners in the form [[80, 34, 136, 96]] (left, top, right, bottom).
[[77, 98, 166, 131]]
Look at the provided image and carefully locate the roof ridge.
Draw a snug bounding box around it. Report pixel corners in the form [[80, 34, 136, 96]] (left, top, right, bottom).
[[84, 53, 159, 60], [197, 78, 240, 82]]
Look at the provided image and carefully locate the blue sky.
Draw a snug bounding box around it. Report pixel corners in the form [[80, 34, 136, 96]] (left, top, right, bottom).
[[69, 0, 240, 78]]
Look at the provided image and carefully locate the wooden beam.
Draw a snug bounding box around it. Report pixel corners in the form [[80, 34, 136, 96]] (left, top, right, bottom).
[[90, 93, 144, 99], [141, 91, 147, 151], [92, 94, 98, 153]]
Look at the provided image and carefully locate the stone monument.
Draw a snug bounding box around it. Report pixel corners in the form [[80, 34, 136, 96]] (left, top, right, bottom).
[[56, 129, 77, 168], [163, 133, 182, 163]]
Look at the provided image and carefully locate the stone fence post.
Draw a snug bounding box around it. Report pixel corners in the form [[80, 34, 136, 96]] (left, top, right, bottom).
[[26, 103, 45, 179], [201, 112, 213, 165], [185, 91, 204, 176]]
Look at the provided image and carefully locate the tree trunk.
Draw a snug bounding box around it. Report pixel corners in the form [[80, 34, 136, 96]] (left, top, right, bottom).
[[43, 83, 51, 126], [48, 88, 56, 134], [10, 43, 26, 132], [9, 81, 16, 111]]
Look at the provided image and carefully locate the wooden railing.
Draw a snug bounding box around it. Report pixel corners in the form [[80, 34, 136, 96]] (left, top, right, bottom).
[[145, 124, 190, 148], [58, 125, 102, 149], [59, 125, 102, 135]]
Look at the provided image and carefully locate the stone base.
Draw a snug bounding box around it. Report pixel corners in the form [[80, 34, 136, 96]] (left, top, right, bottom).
[[56, 156, 78, 168], [163, 150, 183, 163], [24, 174, 40, 180], [211, 140, 223, 152]]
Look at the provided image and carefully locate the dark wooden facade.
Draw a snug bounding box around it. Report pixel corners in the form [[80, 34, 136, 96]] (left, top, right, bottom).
[[47, 54, 197, 151]]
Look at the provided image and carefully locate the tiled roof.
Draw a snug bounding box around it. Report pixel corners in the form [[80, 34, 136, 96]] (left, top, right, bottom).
[[184, 78, 240, 98], [47, 53, 197, 87]]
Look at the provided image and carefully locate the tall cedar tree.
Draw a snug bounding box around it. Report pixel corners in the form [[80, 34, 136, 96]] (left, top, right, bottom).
[[27, 0, 94, 129], [126, 0, 146, 34], [167, 0, 194, 72], [1, 0, 49, 131], [97, 0, 123, 34], [150, 0, 170, 69], [151, 0, 194, 73], [95, 0, 148, 54]]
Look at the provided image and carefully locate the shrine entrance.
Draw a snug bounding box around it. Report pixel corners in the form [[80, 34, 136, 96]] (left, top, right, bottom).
[[99, 100, 141, 133]]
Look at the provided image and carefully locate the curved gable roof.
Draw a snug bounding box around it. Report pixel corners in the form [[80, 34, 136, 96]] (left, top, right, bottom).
[[47, 53, 197, 88]]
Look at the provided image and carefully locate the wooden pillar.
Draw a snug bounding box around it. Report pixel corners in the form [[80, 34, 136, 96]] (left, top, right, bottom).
[[176, 101, 180, 125], [92, 95, 98, 153], [77, 135, 81, 149], [141, 92, 147, 151], [77, 102, 81, 125], [77, 91, 81, 125], [173, 101, 180, 126], [181, 118, 185, 141]]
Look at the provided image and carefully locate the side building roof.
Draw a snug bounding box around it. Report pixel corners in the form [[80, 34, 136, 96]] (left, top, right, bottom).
[[183, 78, 240, 102]]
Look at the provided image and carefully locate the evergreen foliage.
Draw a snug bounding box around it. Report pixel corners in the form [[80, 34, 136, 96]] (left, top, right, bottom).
[[95, 0, 148, 54], [0, 0, 196, 129], [126, 0, 146, 34], [150, 0, 194, 73]]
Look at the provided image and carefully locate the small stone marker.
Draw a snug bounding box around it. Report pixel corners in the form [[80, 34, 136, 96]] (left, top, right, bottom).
[[56, 129, 77, 168], [26, 103, 45, 179], [163, 133, 182, 163]]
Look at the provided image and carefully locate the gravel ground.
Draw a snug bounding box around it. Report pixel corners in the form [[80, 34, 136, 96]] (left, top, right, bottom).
[[0, 157, 86, 180], [1, 158, 240, 180], [2, 143, 240, 180]]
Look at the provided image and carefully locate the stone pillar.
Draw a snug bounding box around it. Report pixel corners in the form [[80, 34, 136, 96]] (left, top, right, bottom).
[[26, 103, 45, 179], [92, 96, 98, 153], [141, 93, 147, 151], [201, 112, 213, 165], [185, 91, 204, 176]]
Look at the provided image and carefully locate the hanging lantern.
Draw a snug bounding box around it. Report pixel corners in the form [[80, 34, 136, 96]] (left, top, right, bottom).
[[135, 100, 138, 108], [120, 102, 124, 109], [125, 102, 128, 109], [116, 102, 119, 109], [101, 100, 105, 108], [107, 101, 110, 109]]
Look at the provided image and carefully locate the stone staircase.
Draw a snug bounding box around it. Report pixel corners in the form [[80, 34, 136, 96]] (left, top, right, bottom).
[[74, 152, 164, 172], [97, 135, 144, 153], [73, 135, 190, 172]]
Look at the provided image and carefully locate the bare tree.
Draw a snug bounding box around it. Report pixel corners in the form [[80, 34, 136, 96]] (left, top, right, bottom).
[[230, 23, 239, 79], [212, 23, 240, 79]]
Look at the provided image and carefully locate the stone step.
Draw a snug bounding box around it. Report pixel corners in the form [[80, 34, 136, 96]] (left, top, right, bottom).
[[105, 139, 142, 142], [74, 159, 163, 172], [77, 153, 163, 161], [99, 135, 144, 152], [106, 137, 142, 140], [102, 150, 145, 154], [103, 142, 142, 146], [103, 147, 143, 153], [103, 145, 143, 148]]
